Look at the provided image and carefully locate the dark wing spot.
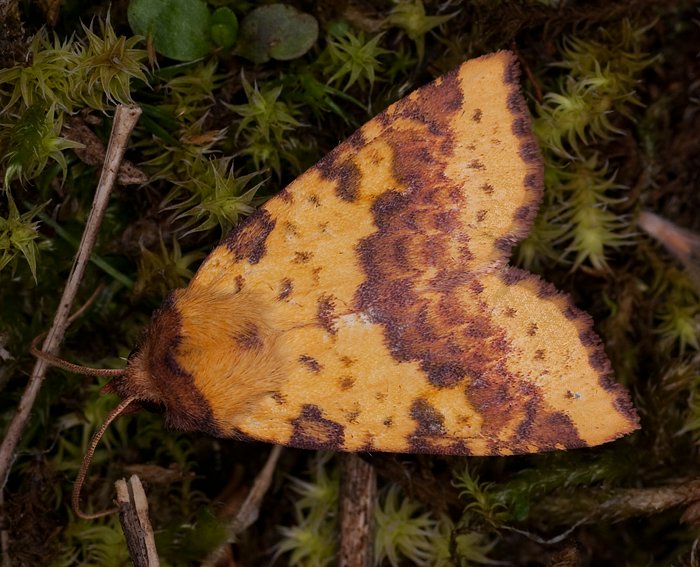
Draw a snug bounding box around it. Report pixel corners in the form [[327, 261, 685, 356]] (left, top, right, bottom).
[[515, 205, 532, 221], [224, 209, 276, 265], [514, 405, 584, 452], [503, 53, 520, 84], [271, 391, 287, 405], [579, 330, 597, 348], [495, 234, 520, 252], [507, 91, 527, 115], [339, 376, 355, 390], [500, 268, 527, 286], [525, 172, 542, 191], [422, 360, 468, 387], [409, 399, 448, 452], [527, 323, 538, 336], [589, 350, 608, 373], [278, 189, 294, 203], [299, 355, 322, 373], [234, 323, 263, 350], [435, 210, 460, 231], [393, 67, 463, 136], [512, 117, 529, 136], [536, 279, 558, 298], [347, 129, 366, 149], [317, 294, 337, 335], [293, 251, 313, 264], [520, 140, 541, 163], [411, 399, 447, 436], [316, 152, 361, 202], [469, 279, 484, 295], [465, 316, 495, 339], [289, 405, 345, 450], [284, 221, 299, 237], [278, 278, 293, 301], [472, 108, 483, 122]]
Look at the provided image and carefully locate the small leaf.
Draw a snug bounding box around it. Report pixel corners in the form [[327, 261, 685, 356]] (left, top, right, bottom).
[[128, 0, 210, 62], [210, 7, 238, 49], [236, 4, 318, 64]]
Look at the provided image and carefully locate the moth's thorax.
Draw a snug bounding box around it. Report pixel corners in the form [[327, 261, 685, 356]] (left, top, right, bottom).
[[105, 282, 290, 436], [171, 284, 288, 431], [105, 291, 220, 435]]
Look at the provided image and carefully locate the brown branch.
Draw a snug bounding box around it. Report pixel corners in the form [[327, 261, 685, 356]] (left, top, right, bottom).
[[339, 454, 377, 567], [63, 115, 148, 185], [115, 475, 160, 567], [530, 479, 700, 528], [0, 488, 9, 567], [0, 104, 142, 488], [229, 444, 283, 534], [202, 445, 283, 567]]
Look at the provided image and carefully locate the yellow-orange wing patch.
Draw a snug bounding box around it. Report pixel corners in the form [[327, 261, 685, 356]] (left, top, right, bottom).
[[116, 51, 639, 456]]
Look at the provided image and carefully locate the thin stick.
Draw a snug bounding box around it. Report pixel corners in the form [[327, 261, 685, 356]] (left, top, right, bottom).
[[202, 445, 283, 567], [0, 488, 9, 567], [339, 454, 376, 567], [229, 444, 283, 534], [115, 475, 160, 567], [30, 283, 125, 377], [0, 104, 142, 489]]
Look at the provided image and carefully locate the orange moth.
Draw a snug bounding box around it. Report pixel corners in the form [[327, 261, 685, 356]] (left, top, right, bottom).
[[65, 52, 639, 483]]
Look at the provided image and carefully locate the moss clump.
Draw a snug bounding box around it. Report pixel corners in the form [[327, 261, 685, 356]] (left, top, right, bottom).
[[2, 1, 699, 565]]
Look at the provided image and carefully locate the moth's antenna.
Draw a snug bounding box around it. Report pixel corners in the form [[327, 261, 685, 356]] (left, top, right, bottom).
[[30, 284, 124, 377], [30, 334, 125, 377], [72, 395, 137, 520]]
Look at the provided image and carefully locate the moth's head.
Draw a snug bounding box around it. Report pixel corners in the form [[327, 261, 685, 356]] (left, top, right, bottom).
[[103, 291, 222, 436]]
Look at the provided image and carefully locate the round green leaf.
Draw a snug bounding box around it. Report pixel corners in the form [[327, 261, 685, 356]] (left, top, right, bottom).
[[236, 4, 319, 64], [210, 7, 239, 49], [128, 0, 211, 62]]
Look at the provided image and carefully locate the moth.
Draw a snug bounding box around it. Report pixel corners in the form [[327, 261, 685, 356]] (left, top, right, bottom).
[[89, 52, 639, 462]]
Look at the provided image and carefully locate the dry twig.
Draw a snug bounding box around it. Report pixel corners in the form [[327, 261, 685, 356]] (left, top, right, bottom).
[[339, 454, 377, 567], [202, 445, 283, 566], [0, 104, 142, 487], [116, 475, 160, 567]]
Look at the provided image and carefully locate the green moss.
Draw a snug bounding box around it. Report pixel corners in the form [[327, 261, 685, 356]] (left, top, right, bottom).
[[388, 0, 457, 62], [274, 454, 339, 567], [2, 103, 82, 186], [522, 20, 654, 273], [226, 77, 304, 176], [322, 28, 390, 92], [0, 194, 45, 280]]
